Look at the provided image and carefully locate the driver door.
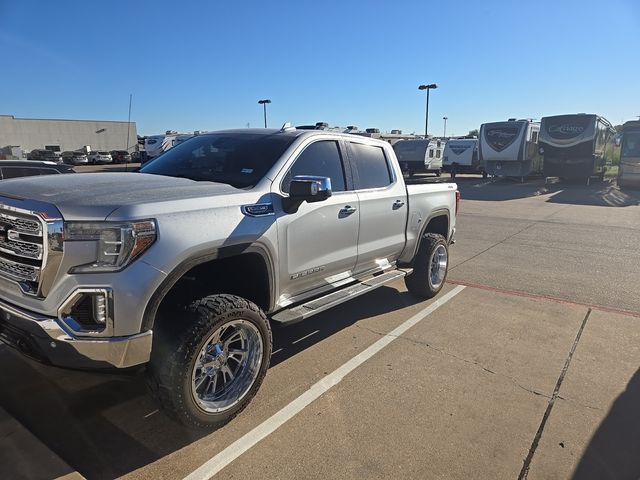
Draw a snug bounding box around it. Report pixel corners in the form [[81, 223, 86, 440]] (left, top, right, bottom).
[[273, 139, 359, 305]]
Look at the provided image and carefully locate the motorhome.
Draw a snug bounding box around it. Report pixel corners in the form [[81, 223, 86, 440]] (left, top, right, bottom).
[[617, 120, 640, 188], [393, 138, 444, 177], [479, 119, 541, 179], [539, 114, 617, 182], [442, 138, 484, 178]]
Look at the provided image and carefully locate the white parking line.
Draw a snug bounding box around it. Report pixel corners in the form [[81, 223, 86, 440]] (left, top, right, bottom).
[[291, 329, 320, 344], [183, 285, 465, 480]]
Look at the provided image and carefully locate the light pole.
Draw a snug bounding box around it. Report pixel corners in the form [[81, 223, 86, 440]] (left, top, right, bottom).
[[442, 116, 448, 138], [258, 99, 271, 128], [418, 84, 438, 138]]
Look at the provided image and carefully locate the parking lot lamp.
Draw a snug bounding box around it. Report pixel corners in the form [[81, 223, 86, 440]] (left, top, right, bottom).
[[443, 117, 448, 138], [418, 84, 438, 138], [258, 99, 271, 128]]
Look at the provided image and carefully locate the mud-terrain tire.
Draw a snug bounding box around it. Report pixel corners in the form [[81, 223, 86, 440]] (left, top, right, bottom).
[[147, 294, 272, 429], [404, 233, 449, 299]]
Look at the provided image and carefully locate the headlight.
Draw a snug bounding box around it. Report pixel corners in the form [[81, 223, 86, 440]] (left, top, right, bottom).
[[65, 220, 156, 273]]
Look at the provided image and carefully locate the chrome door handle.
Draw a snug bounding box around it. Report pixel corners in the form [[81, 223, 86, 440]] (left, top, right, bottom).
[[339, 205, 357, 215], [392, 200, 405, 209]]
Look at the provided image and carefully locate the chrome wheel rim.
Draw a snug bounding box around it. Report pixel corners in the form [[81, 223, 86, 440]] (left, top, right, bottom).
[[429, 244, 448, 289], [191, 319, 263, 413]]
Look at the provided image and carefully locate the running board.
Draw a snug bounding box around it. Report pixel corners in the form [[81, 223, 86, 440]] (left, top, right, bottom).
[[271, 268, 411, 325]]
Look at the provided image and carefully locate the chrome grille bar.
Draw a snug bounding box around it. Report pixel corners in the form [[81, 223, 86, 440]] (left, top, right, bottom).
[[0, 207, 47, 295]]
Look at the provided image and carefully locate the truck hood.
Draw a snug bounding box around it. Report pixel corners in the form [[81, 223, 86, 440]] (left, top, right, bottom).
[[0, 172, 245, 220]]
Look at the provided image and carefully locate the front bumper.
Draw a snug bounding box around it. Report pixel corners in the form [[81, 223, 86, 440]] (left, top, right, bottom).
[[0, 297, 152, 369]]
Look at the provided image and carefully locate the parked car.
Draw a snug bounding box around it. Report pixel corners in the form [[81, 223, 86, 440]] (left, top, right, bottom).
[[27, 149, 60, 162], [0, 128, 458, 429], [87, 151, 113, 164], [0, 160, 74, 179], [110, 150, 132, 164], [60, 151, 89, 165]]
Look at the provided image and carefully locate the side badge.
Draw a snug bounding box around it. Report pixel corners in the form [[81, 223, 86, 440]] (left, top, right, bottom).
[[241, 203, 275, 217]]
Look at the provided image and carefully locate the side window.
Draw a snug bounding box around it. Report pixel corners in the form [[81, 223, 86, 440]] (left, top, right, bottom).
[[349, 142, 393, 190], [282, 141, 346, 193], [531, 131, 538, 143], [1, 167, 42, 179], [436, 149, 441, 158], [429, 149, 434, 158]]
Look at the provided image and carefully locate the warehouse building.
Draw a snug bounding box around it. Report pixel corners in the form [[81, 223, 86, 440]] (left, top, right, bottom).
[[0, 114, 138, 158]]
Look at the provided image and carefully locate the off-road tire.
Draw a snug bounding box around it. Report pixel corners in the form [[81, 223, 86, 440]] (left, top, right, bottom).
[[146, 294, 272, 429], [404, 233, 449, 299]]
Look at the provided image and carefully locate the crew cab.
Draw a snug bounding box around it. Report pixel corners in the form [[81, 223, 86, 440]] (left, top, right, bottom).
[[0, 127, 458, 429]]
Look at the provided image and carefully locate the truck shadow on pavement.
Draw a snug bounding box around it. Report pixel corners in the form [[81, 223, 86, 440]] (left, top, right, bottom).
[[571, 368, 640, 480], [0, 285, 421, 479], [0, 347, 206, 479], [270, 285, 418, 367]]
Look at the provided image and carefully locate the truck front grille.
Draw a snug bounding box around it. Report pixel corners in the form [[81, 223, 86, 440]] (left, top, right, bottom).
[[0, 210, 46, 294]]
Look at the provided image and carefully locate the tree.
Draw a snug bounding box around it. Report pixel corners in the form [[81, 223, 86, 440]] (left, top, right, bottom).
[[468, 129, 479, 137]]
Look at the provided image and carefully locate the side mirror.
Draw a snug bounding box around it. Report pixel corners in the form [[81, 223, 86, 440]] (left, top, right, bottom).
[[283, 175, 332, 213]]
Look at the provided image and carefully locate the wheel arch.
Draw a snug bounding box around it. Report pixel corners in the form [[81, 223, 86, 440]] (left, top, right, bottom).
[[142, 243, 276, 331], [403, 209, 450, 266]]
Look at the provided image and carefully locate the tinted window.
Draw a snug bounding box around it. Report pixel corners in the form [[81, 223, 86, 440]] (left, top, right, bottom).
[[436, 149, 441, 158], [282, 141, 346, 193], [349, 142, 393, 189], [141, 133, 297, 188], [1, 167, 55, 179], [429, 149, 434, 158], [622, 132, 640, 157]]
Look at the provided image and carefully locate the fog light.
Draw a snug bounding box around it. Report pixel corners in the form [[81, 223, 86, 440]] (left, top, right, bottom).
[[58, 288, 113, 336]]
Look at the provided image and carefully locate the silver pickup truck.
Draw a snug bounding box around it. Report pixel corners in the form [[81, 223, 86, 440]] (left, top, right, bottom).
[[0, 127, 458, 428]]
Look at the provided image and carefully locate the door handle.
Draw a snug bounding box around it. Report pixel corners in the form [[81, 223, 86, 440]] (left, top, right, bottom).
[[392, 200, 405, 210], [339, 205, 357, 216]]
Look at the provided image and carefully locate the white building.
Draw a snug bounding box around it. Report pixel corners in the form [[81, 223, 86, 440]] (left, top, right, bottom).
[[0, 114, 138, 157]]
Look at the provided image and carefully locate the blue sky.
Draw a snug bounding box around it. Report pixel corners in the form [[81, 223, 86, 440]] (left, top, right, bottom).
[[1, 0, 639, 136]]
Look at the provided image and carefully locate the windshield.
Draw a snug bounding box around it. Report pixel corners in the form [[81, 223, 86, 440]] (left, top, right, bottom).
[[621, 132, 640, 157], [139, 132, 297, 188]]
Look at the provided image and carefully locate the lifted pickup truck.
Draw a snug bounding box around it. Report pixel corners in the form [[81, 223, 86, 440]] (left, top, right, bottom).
[[0, 127, 458, 428]]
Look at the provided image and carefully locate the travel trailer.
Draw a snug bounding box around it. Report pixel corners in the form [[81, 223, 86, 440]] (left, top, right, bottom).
[[354, 128, 418, 146], [539, 114, 617, 182], [479, 119, 541, 179], [617, 120, 640, 188], [143, 131, 195, 161], [442, 138, 484, 178], [393, 139, 444, 177]]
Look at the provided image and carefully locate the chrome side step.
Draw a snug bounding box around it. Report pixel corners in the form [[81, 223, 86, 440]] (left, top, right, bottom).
[[271, 268, 411, 325]]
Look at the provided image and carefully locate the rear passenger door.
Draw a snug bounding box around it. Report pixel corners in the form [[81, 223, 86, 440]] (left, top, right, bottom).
[[347, 141, 408, 275]]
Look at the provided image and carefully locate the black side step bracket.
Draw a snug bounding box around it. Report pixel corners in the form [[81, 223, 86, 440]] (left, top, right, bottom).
[[271, 269, 411, 325]]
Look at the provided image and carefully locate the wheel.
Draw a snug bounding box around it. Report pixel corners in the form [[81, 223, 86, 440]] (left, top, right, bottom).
[[147, 294, 272, 429], [404, 233, 449, 299], [435, 170, 441, 177], [482, 171, 488, 179]]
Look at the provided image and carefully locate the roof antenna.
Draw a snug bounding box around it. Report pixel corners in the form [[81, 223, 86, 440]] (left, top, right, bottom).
[[280, 122, 295, 132]]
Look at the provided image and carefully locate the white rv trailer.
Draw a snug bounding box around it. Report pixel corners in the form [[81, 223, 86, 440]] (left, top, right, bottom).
[[393, 139, 444, 176], [353, 128, 419, 146], [143, 131, 196, 161], [479, 119, 541, 179], [442, 138, 484, 178]]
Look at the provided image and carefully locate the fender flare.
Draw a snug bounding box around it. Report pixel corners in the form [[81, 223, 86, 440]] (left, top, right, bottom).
[[403, 209, 451, 266], [141, 243, 276, 331]]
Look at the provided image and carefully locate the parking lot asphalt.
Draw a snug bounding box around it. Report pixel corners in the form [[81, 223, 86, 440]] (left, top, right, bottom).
[[1, 174, 639, 480]]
